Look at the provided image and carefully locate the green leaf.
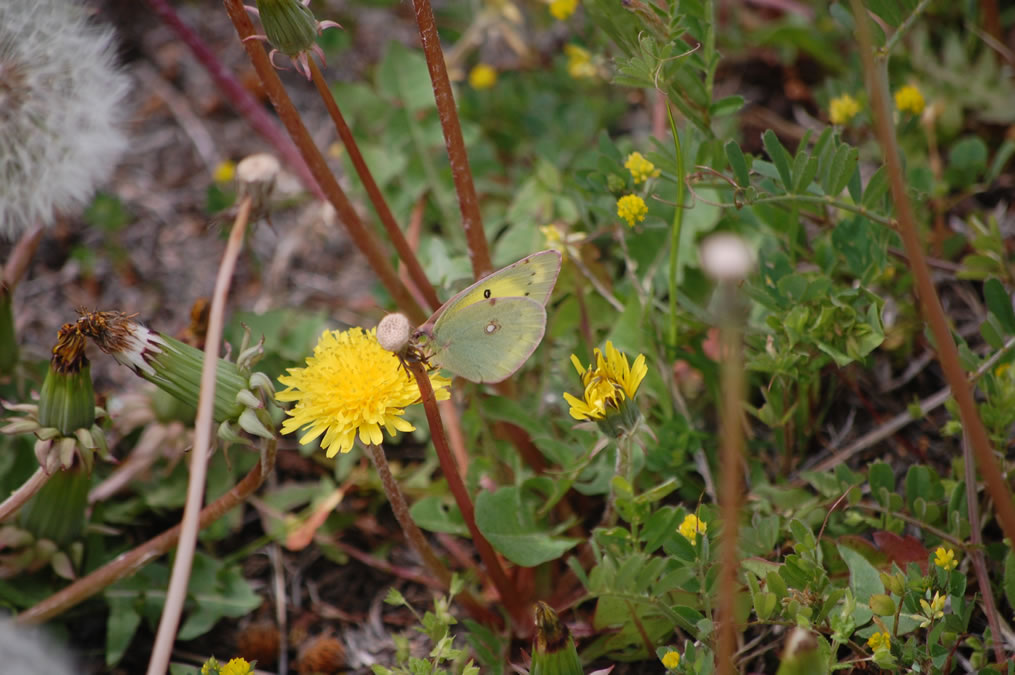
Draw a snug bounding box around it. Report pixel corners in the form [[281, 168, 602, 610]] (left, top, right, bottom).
[[984, 278, 1015, 334], [725, 140, 750, 186], [861, 166, 890, 209], [475, 487, 581, 567], [1004, 550, 1015, 612], [410, 495, 470, 536], [868, 462, 895, 508], [762, 130, 793, 189], [837, 544, 885, 603], [376, 42, 435, 113], [710, 95, 745, 119], [176, 554, 261, 640]]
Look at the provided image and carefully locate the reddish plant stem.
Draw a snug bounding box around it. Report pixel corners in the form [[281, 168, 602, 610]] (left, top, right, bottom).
[[716, 283, 744, 675], [146, 0, 323, 200], [221, 0, 425, 325], [364, 443, 499, 627], [2, 224, 43, 288], [851, 0, 1015, 546], [16, 440, 277, 625], [0, 467, 49, 523], [407, 0, 492, 280], [307, 58, 440, 313], [408, 360, 527, 628]]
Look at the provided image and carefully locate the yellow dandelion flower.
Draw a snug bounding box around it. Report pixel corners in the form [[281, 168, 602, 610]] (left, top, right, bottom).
[[469, 63, 497, 90], [867, 631, 890, 651], [661, 650, 681, 669], [617, 194, 648, 227], [828, 94, 860, 125], [276, 327, 450, 457], [933, 546, 958, 571], [624, 152, 660, 184], [678, 513, 707, 544], [894, 84, 925, 115], [213, 160, 236, 184], [220, 658, 254, 675], [564, 341, 647, 435], [549, 0, 579, 20], [565, 44, 597, 79]]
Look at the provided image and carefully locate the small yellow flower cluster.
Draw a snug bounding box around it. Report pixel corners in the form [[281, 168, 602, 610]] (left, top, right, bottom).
[[201, 658, 253, 675], [616, 194, 647, 227], [549, 0, 579, 20], [678, 513, 707, 544], [661, 650, 681, 669], [624, 152, 660, 184], [563, 341, 647, 422], [933, 546, 958, 571], [540, 224, 586, 262], [867, 631, 891, 651], [565, 44, 597, 79], [918, 591, 946, 627], [469, 63, 497, 90], [894, 84, 925, 115], [277, 327, 450, 457], [828, 94, 860, 125]]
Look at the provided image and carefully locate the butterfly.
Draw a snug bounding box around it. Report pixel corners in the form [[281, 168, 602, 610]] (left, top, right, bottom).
[[412, 250, 562, 383]]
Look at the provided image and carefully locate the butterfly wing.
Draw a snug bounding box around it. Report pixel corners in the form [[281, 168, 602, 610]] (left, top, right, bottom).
[[430, 296, 547, 383], [419, 249, 562, 333]]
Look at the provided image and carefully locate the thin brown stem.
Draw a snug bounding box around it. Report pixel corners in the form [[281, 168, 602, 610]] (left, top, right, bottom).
[[0, 467, 49, 522], [364, 443, 498, 626], [716, 282, 744, 675], [851, 0, 1015, 546], [2, 224, 43, 288], [16, 440, 276, 624], [307, 58, 440, 313], [407, 0, 492, 280], [147, 195, 252, 675], [407, 360, 526, 628], [221, 0, 425, 325]]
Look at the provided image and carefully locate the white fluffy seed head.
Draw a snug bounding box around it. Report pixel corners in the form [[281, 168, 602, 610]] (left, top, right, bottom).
[[376, 313, 411, 354], [700, 232, 754, 282], [0, 0, 130, 239]]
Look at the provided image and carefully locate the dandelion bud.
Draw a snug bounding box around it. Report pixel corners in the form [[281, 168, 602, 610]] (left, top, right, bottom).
[[531, 602, 583, 675], [377, 313, 411, 354], [255, 0, 319, 58], [0, 0, 129, 237]]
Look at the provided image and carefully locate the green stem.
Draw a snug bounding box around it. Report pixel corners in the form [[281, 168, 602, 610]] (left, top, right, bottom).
[[665, 102, 686, 349], [879, 0, 935, 59]]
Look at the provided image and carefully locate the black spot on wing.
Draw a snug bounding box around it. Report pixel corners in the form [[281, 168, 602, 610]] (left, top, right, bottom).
[[483, 289, 491, 299]]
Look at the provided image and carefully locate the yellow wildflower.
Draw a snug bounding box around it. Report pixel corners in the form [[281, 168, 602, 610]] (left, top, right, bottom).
[[867, 631, 890, 651], [213, 160, 236, 183], [678, 513, 707, 544], [661, 650, 681, 669], [616, 194, 647, 227], [468, 63, 497, 90], [828, 94, 860, 125], [624, 152, 660, 184], [549, 0, 579, 20], [540, 224, 586, 262], [564, 341, 647, 432], [894, 84, 925, 115], [565, 44, 597, 79], [277, 327, 450, 457], [220, 658, 254, 675], [934, 546, 958, 571]]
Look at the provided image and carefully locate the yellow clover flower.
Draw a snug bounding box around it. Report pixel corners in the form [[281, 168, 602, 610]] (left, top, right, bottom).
[[934, 546, 958, 571], [540, 224, 586, 262], [469, 63, 497, 90], [549, 0, 579, 20], [678, 513, 707, 544], [564, 44, 597, 79], [894, 84, 925, 115], [867, 631, 890, 651], [213, 160, 236, 183], [918, 591, 946, 627], [661, 650, 681, 669], [828, 94, 860, 125], [220, 659, 254, 675], [624, 152, 660, 184], [277, 327, 450, 457], [617, 194, 648, 227]]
